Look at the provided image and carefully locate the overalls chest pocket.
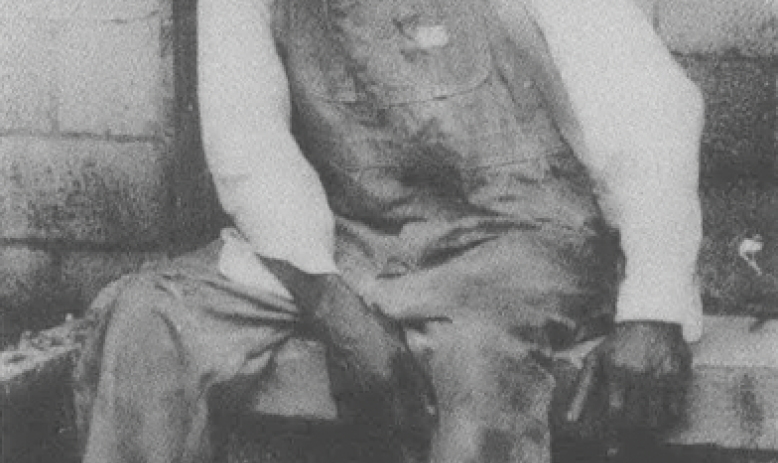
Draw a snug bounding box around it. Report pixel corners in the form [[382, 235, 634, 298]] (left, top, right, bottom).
[[291, 0, 493, 105]]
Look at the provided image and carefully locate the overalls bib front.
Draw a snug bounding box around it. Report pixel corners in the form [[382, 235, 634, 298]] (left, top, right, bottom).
[[74, 2, 623, 461], [276, 0, 619, 348]]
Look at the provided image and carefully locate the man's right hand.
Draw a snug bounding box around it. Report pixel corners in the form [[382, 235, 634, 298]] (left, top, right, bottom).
[[567, 321, 692, 455], [260, 257, 438, 462]]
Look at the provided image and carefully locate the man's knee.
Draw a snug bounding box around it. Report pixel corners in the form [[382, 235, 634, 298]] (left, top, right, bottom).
[[413, 319, 555, 418], [413, 320, 555, 463], [73, 272, 193, 445], [240, 338, 338, 420]]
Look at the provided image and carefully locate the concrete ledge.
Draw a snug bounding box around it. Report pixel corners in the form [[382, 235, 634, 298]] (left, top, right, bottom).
[[556, 316, 778, 450], [2, 315, 778, 454], [670, 316, 778, 449], [0, 320, 82, 401]]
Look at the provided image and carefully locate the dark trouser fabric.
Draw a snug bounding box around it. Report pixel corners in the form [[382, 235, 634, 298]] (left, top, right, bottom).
[[73, 0, 624, 460], [74, 226, 615, 463]]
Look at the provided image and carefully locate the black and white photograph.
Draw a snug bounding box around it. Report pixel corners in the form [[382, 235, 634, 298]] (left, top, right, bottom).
[[1, 1, 777, 462]]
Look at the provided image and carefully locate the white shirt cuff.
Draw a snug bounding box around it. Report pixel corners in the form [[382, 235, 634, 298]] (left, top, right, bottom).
[[218, 228, 339, 300], [615, 274, 704, 342]]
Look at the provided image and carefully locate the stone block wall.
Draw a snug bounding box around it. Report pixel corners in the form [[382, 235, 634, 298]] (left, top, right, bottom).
[[0, 0, 179, 343], [0, 0, 776, 346], [658, 0, 778, 183], [679, 56, 776, 182]]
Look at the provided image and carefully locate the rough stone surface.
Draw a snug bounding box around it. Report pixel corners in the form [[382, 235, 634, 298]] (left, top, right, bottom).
[[556, 317, 778, 450], [0, 17, 56, 133], [0, 246, 61, 344], [7, 316, 773, 462], [669, 317, 778, 450], [657, 0, 778, 57], [57, 15, 163, 137], [675, 56, 777, 183], [0, 136, 171, 245], [0, 0, 159, 21], [58, 250, 166, 313], [1, 320, 82, 399], [0, 249, 165, 346]]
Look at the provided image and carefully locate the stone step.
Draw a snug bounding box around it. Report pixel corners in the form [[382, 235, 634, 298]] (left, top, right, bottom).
[[2, 315, 778, 462], [556, 316, 778, 450]]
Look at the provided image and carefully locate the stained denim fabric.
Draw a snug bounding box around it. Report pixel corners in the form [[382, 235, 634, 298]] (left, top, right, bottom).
[[74, 242, 576, 463], [278, 0, 618, 341], [75, 0, 621, 461]]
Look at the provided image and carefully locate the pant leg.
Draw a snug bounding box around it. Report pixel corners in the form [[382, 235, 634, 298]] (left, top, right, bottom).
[[406, 318, 556, 463], [74, 241, 587, 463], [72, 243, 333, 463]]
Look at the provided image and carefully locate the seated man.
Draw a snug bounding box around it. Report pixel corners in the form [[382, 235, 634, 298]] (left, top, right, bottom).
[[73, 0, 705, 461]]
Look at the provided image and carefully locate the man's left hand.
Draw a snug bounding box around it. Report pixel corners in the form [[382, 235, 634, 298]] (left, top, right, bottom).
[[567, 321, 692, 442]]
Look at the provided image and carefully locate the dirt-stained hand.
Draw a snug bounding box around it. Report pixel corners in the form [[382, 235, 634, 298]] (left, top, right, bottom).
[[261, 257, 438, 463], [567, 321, 692, 451]]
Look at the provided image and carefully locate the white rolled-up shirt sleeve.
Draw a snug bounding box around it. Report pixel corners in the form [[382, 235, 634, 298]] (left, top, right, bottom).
[[198, 0, 338, 298], [492, 0, 705, 341]]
